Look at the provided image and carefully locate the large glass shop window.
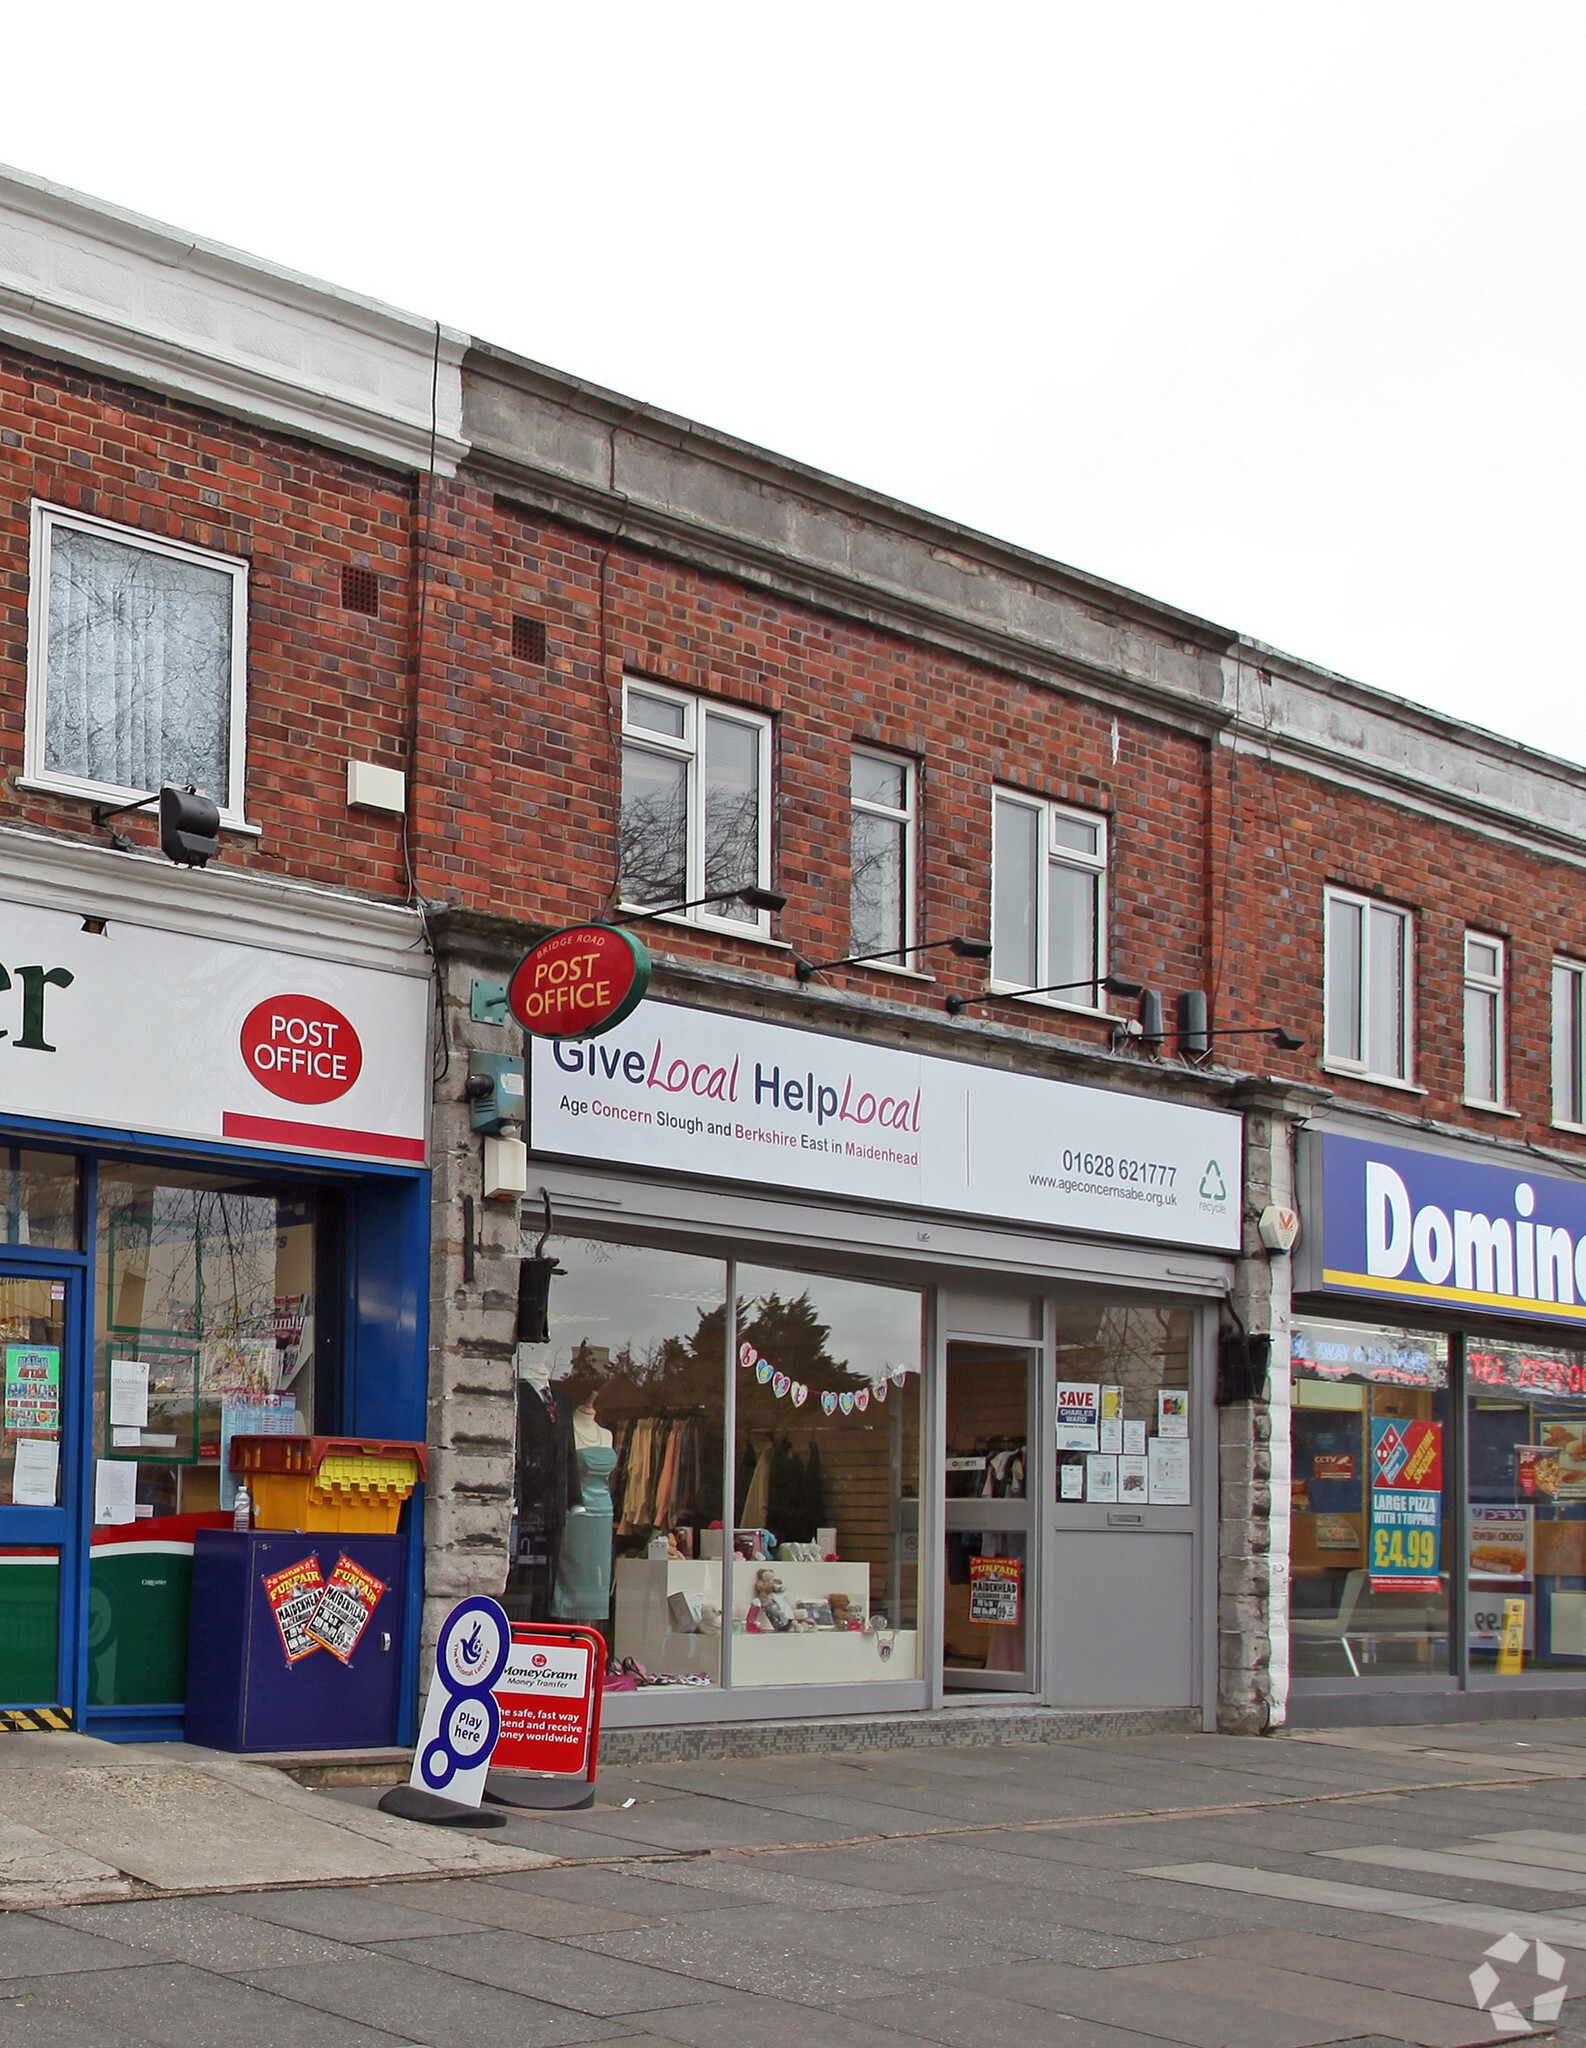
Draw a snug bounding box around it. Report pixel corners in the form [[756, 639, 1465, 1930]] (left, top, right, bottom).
[[1467, 1338, 1586, 1677], [94, 1168, 320, 1521], [509, 1241, 922, 1691], [1289, 1320, 1452, 1679]]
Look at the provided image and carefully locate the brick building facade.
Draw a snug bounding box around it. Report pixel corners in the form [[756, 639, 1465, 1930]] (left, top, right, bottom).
[[2, 165, 1584, 1741]]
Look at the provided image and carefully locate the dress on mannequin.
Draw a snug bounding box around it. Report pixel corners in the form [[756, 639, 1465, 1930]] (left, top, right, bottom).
[[508, 1368, 578, 1620], [553, 1405, 617, 1625]]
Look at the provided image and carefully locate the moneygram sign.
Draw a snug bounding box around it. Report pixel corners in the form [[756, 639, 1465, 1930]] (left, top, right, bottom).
[[529, 1000, 1241, 1250], [1302, 1131, 1586, 1329]]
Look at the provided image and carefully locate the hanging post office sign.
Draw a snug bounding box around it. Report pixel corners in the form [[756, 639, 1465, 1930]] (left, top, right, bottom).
[[530, 999, 1242, 1250], [509, 926, 651, 1039]]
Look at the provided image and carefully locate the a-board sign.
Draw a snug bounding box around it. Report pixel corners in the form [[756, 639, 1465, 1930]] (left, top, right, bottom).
[[493, 1624, 604, 1778], [410, 1601, 604, 1809], [508, 925, 651, 1039]]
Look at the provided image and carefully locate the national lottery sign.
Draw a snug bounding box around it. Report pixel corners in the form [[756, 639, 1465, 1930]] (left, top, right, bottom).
[[530, 999, 1242, 1250]]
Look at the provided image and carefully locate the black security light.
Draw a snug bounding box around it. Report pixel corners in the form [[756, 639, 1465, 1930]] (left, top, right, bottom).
[[517, 1192, 564, 1346], [946, 972, 1144, 1018], [605, 884, 787, 926], [1173, 991, 1303, 1057], [91, 785, 220, 868], [794, 934, 992, 984]]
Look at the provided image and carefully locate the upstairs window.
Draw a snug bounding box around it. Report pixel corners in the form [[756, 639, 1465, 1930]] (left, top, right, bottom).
[[1463, 932, 1506, 1108], [26, 504, 248, 822], [990, 791, 1108, 1004], [619, 680, 772, 931], [1324, 889, 1413, 1082], [850, 752, 915, 962], [1553, 958, 1586, 1129]]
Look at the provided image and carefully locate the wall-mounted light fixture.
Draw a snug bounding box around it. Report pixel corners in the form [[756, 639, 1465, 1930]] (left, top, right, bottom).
[[794, 934, 991, 984], [1175, 990, 1303, 1057], [91, 785, 220, 867], [946, 972, 1143, 1018], [604, 884, 787, 926]]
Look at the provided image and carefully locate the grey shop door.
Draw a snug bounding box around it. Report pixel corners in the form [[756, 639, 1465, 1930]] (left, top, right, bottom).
[[1048, 1520, 1196, 1706]]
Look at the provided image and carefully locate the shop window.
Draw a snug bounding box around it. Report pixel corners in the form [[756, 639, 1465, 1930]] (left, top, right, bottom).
[[1324, 889, 1414, 1083], [93, 1168, 323, 1529], [990, 791, 1107, 1005], [1552, 958, 1586, 1129], [0, 1150, 79, 1250], [26, 503, 249, 823], [619, 680, 773, 932], [850, 752, 915, 962], [1288, 1320, 1452, 1680], [507, 1240, 922, 1692], [731, 1264, 921, 1687], [0, 1277, 67, 1514], [1051, 1305, 1193, 1506], [1463, 932, 1506, 1109], [1467, 1337, 1586, 1677]]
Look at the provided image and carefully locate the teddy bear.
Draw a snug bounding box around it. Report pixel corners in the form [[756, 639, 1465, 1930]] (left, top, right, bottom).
[[753, 1566, 798, 1632], [828, 1592, 866, 1631]]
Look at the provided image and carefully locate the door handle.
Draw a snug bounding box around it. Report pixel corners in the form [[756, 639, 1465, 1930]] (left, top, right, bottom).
[[380, 1632, 392, 1652]]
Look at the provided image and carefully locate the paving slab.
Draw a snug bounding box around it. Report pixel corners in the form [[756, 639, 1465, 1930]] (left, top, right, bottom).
[[0, 1911, 158, 1978], [377, 1928, 729, 2015], [1120, 1953, 1495, 2047], [1199, 1928, 1515, 2006], [605, 1991, 923, 2047], [39, 1895, 365, 1972], [239, 1951, 637, 2045], [0, 1961, 418, 2046], [215, 1883, 497, 1942], [373, 1877, 656, 1936], [830, 1981, 1236, 2048], [561, 1908, 919, 2006]]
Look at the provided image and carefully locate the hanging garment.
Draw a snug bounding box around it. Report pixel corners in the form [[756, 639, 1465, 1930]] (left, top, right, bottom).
[[554, 1443, 618, 1622], [508, 1383, 578, 1618], [740, 1438, 772, 1529], [766, 1435, 811, 1540]]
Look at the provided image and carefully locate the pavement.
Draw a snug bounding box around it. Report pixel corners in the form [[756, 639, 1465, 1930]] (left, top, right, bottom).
[[10, 1718, 1586, 2044]]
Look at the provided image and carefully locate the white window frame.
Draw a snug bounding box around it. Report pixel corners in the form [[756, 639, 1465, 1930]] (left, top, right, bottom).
[[1322, 887, 1416, 1086], [1553, 957, 1586, 1132], [619, 678, 774, 936], [1462, 930, 1507, 1110], [849, 749, 916, 966], [989, 790, 1109, 1010], [24, 501, 251, 828]]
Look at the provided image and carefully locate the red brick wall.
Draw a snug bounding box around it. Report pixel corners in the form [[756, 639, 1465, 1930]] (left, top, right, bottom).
[[4, 342, 1583, 1164]]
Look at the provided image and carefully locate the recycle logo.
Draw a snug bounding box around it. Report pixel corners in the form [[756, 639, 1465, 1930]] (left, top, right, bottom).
[[1198, 1159, 1227, 1201], [1469, 1932, 1567, 2035]]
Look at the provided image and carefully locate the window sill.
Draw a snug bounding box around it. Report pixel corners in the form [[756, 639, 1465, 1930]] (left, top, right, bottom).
[[985, 989, 1111, 1020], [1320, 1062, 1426, 1096], [841, 959, 936, 982], [619, 904, 790, 950], [1463, 1099, 1521, 1118], [1552, 1119, 1586, 1138], [15, 777, 262, 838]]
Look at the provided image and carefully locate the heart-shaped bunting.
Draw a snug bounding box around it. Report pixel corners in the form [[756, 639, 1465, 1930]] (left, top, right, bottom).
[[792, 1383, 809, 1407], [821, 1391, 838, 1415], [772, 1371, 790, 1398], [756, 1359, 772, 1383], [838, 1392, 855, 1416], [855, 1389, 870, 1412]]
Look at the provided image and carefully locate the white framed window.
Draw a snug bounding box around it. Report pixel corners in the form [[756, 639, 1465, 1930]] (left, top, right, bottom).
[[1463, 932, 1506, 1108], [1553, 958, 1586, 1130], [1324, 888, 1414, 1082], [25, 502, 249, 824], [619, 679, 773, 932], [849, 751, 915, 962], [990, 790, 1108, 1005]]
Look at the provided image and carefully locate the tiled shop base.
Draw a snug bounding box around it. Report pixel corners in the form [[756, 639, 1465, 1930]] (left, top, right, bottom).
[[593, 1702, 1201, 1764]]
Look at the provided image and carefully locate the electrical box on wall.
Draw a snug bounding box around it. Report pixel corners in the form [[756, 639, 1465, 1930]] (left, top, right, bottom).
[[467, 1052, 526, 1134]]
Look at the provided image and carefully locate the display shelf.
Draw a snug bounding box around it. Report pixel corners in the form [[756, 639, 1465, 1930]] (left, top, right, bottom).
[[612, 1557, 916, 1682]]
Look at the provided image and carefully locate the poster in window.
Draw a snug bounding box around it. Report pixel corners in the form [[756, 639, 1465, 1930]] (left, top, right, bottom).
[[1085, 1453, 1118, 1501], [967, 1555, 1021, 1625], [1098, 1384, 1124, 1453], [1055, 1383, 1100, 1451], [1368, 1417, 1442, 1591], [1147, 1437, 1191, 1505], [1156, 1389, 1189, 1438], [4, 1345, 60, 1435]]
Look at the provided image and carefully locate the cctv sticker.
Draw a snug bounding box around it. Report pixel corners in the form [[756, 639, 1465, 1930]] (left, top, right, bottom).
[[240, 994, 363, 1105]]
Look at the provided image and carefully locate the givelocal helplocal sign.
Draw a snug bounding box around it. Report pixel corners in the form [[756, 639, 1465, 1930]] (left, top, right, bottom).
[[508, 925, 651, 1039]]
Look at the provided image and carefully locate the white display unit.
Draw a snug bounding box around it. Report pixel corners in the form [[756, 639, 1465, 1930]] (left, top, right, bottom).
[[612, 1559, 919, 1683]]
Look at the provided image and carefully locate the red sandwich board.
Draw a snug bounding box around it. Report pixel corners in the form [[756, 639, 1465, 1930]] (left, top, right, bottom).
[[487, 1623, 605, 1801]]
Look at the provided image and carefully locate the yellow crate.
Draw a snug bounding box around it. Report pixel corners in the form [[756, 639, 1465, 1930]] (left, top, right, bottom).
[[249, 1455, 420, 1535]]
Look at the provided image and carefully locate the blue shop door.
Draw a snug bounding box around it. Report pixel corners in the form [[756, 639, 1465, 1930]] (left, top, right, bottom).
[[0, 1263, 85, 1726]]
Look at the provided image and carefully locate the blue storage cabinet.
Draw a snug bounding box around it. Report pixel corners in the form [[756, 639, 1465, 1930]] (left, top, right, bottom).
[[185, 1530, 406, 1752]]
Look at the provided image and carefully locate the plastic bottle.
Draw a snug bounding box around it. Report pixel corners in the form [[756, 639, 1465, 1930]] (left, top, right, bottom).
[[233, 1483, 253, 1533]]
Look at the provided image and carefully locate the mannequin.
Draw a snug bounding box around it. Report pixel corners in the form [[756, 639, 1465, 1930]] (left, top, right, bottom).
[[552, 1357, 616, 1632], [505, 1344, 578, 1621]]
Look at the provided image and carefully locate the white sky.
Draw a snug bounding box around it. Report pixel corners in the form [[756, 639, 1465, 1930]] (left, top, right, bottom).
[[4, 3, 1582, 759]]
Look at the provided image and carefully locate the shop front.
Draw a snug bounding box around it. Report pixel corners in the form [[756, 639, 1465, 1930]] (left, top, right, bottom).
[[0, 844, 430, 1741], [1288, 1126, 1586, 1723], [514, 997, 1240, 1731]]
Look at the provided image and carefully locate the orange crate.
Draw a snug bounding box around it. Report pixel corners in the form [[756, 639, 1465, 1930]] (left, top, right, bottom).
[[229, 1436, 428, 1534]]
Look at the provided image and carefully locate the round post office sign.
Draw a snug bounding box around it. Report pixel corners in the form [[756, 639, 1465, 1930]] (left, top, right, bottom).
[[508, 925, 651, 1039]]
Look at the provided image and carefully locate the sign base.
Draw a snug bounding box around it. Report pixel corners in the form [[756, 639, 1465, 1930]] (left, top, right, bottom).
[[484, 1768, 596, 1811], [377, 1784, 507, 1828]]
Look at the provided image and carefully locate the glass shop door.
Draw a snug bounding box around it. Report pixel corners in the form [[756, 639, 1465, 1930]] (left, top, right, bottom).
[[0, 1264, 82, 1721], [942, 1341, 1036, 1692]]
